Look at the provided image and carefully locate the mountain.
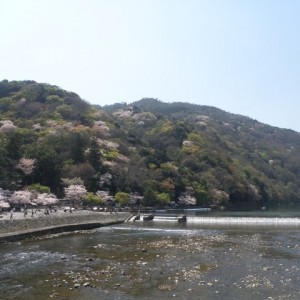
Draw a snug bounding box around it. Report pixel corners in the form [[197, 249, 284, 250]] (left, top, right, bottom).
[[1, 80, 300, 209]]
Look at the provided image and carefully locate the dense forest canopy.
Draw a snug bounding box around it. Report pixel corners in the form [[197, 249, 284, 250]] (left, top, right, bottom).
[[1, 80, 300, 209]]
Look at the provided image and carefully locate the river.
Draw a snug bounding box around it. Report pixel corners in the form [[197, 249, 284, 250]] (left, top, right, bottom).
[[1, 212, 300, 299]]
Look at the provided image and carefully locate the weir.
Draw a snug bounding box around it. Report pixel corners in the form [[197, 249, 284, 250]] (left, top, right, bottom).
[[127, 214, 300, 228], [126, 214, 187, 223], [187, 216, 300, 229]]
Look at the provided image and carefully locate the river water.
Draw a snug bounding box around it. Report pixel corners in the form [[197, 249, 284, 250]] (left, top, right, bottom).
[[1, 212, 300, 300]]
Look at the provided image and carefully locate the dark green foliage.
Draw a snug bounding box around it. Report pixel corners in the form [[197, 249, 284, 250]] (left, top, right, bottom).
[[28, 183, 51, 194], [0, 135, 16, 189], [27, 142, 62, 193], [173, 121, 189, 142], [115, 192, 130, 206], [70, 132, 86, 163], [143, 188, 157, 206], [87, 137, 103, 172], [81, 192, 103, 206]]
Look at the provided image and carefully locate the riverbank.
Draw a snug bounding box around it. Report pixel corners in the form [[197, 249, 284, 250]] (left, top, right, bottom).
[[0, 209, 131, 243]]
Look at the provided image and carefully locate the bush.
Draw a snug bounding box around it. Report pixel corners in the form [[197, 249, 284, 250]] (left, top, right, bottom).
[[28, 183, 50, 194], [156, 192, 171, 205], [114, 192, 130, 206], [82, 192, 103, 206]]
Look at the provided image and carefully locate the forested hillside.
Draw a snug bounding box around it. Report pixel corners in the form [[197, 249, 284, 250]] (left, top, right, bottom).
[[1, 80, 300, 209]]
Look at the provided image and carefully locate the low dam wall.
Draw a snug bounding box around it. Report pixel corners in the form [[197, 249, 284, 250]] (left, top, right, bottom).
[[127, 213, 300, 229], [127, 213, 187, 223]]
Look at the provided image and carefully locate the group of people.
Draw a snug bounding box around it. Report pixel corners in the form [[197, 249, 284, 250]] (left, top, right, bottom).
[[22, 207, 35, 218], [8, 206, 57, 220]]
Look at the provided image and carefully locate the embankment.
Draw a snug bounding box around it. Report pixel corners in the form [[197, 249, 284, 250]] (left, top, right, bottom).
[[0, 210, 131, 243]]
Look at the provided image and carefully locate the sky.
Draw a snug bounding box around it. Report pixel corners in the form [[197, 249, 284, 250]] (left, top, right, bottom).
[[0, 0, 300, 131]]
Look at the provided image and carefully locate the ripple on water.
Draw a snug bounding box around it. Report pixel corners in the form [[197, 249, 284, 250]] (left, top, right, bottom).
[[0, 249, 76, 276]]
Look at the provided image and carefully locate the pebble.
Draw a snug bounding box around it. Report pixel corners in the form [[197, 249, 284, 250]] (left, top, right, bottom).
[[86, 257, 94, 262], [49, 292, 59, 298]]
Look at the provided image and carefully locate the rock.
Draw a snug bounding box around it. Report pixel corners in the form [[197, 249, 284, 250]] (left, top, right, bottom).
[[86, 257, 94, 262], [74, 283, 81, 288], [49, 292, 59, 298], [83, 282, 90, 287]]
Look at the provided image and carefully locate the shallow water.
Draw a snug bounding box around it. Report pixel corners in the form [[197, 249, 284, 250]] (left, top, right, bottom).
[[1, 218, 300, 299]]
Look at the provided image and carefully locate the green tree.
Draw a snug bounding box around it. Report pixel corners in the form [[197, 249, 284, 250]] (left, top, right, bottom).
[[87, 137, 103, 172], [115, 192, 130, 206], [28, 183, 50, 194], [143, 188, 157, 206], [70, 132, 85, 163], [193, 183, 209, 205], [156, 192, 171, 206], [27, 142, 62, 193], [0, 135, 15, 188], [82, 192, 103, 207]]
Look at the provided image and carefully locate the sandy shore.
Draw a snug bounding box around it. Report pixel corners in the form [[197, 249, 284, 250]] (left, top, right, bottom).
[[0, 208, 131, 242]]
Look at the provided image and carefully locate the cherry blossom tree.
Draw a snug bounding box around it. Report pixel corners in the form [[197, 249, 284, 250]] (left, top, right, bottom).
[[96, 190, 114, 204], [62, 177, 84, 187], [113, 109, 133, 119], [0, 188, 11, 209], [99, 173, 112, 187], [92, 121, 110, 137], [129, 193, 143, 206], [97, 139, 119, 150], [0, 120, 17, 133], [64, 185, 87, 205], [178, 192, 197, 206], [9, 190, 32, 206], [209, 189, 229, 207], [32, 123, 43, 131], [0, 188, 10, 200], [0, 200, 10, 209], [17, 158, 36, 175], [34, 193, 58, 206]]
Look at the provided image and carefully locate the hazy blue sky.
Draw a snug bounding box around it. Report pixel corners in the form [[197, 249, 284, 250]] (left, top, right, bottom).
[[1, 0, 300, 131]]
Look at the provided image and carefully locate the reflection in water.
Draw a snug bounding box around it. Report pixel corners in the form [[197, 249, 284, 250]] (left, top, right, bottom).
[[1, 215, 300, 299]]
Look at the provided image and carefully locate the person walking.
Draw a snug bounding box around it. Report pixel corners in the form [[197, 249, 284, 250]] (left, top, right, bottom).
[[9, 209, 13, 220]]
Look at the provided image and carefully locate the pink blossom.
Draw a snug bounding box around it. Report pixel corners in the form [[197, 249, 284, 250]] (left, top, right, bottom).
[[0, 121, 17, 133], [9, 191, 32, 206], [96, 190, 114, 203], [34, 193, 58, 206], [17, 158, 36, 175], [64, 185, 87, 201]]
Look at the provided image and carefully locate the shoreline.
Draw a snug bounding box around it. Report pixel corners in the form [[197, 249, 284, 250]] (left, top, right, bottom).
[[0, 209, 131, 243]]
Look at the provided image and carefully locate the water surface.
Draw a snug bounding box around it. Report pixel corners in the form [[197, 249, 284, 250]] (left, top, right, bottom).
[[1, 216, 300, 299]]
